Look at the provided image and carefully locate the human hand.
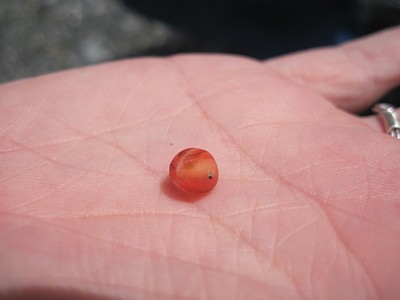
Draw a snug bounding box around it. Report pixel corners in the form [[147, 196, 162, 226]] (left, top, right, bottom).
[[1, 27, 399, 299]]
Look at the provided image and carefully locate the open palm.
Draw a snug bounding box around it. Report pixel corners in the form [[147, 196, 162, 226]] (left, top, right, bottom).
[[1, 27, 400, 300]]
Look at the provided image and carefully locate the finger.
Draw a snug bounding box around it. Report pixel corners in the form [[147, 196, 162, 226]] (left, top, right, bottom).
[[264, 26, 400, 113]]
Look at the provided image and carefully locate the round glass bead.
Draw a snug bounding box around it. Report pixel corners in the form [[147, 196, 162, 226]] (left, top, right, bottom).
[[169, 148, 219, 193]]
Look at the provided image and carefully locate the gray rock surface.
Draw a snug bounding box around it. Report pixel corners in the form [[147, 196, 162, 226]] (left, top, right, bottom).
[[1, 0, 399, 85], [0, 0, 181, 83]]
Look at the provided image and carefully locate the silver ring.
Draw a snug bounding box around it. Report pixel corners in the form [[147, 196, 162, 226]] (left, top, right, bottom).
[[373, 103, 400, 139]]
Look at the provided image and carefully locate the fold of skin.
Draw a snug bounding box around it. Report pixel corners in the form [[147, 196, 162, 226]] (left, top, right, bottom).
[[1, 27, 400, 300]]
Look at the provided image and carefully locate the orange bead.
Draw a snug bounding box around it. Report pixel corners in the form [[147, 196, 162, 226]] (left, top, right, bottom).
[[169, 148, 219, 193]]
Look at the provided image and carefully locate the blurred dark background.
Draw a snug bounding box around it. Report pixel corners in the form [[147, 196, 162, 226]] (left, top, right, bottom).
[[0, 0, 399, 98]]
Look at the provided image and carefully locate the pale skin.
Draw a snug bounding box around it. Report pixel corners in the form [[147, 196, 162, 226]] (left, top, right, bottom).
[[1, 27, 400, 300]]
